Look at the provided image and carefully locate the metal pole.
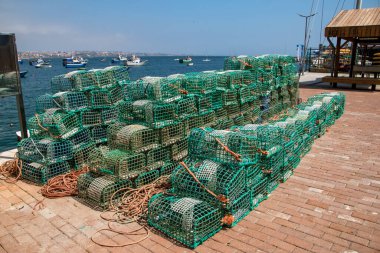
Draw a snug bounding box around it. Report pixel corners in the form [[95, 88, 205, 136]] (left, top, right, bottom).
[[356, 0, 362, 9], [298, 13, 317, 75]]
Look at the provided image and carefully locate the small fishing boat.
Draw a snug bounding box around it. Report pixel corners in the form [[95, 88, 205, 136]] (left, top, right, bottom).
[[19, 71, 28, 78], [100, 58, 106, 62], [125, 55, 147, 66], [179, 56, 192, 64], [202, 58, 211, 62], [187, 62, 194, 66], [111, 55, 128, 63], [63, 56, 87, 68], [35, 59, 52, 68]]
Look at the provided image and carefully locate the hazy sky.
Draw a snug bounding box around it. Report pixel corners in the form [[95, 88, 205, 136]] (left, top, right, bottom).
[[1, 0, 379, 55]]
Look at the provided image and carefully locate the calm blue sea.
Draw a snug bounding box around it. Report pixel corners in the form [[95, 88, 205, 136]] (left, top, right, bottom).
[[0, 56, 226, 152]]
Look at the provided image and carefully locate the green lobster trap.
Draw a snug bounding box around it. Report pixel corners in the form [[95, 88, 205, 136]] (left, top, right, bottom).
[[222, 89, 238, 106], [107, 123, 159, 152], [174, 96, 198, 119], [35, 94, 56, 113], [88, 147, 126, 175], [52, 91, 88, 112], [81, 109, 102, 128], [148, 193, 222, 249], [118, 152, 147, 179], [209, 90, 224, 110], [101, 106, 119, 125], [226, 191, 252, 227], [158, 122, 184, 146], [42, 109, 82, 138], [201, 110, 216, 128], [89, 89, 112, 109], [122, 80, 147, 101], [251, 177, 268, 207], [90, 126, 107, 145], [27, 114, 50, 139], [182, 72, 217, 94], [226, 104, 241, 118], [77, 172, 132, 210], [183, 115, 204, 135], [171, 159, 246, 209], [21, 160, 71, 185], [116, 99, 134, 123], [105, 82, 124, 104], [169, 137, 188, 162], [104, 66, 130, 83], [146, 147, 171, 171], [132, 100, 177, 128], [66, 128, 92, 151], [134, 169, 160, 188], [188, 128, 257, 165], [146, 76, 184, 103], [72, 142, 96, 169], [160, 162, 178, 176]]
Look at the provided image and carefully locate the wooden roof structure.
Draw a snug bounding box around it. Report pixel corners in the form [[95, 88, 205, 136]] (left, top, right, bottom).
[[325, 8, 380, 38]]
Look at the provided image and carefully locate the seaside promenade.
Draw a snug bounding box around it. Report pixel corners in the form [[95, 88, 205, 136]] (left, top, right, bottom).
[[0, 73, 379, 253]]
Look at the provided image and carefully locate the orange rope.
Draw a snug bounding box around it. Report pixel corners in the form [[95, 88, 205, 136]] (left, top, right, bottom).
[[238, 59, 253, 68], [168, 84, 188, 95], [34, 113, 62, 139], [0, 158, 22, 183], [179, 161, 229, 204]]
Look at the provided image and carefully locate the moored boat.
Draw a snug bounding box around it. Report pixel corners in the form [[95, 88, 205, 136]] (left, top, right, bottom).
[[19, 71, 28, 78], [179, 56, 192, 63], [63, 56, 87, 68], [125, 55, 147, 66]]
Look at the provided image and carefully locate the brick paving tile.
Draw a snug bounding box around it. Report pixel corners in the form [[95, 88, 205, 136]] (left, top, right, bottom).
[[0, 84, 380, 253]]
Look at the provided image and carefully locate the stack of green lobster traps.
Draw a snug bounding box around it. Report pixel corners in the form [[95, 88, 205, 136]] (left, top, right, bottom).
[[14, 54, 346, 248]]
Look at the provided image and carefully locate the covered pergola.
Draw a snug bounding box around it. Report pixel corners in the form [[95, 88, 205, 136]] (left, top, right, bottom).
[[322, 7, 380, 90]]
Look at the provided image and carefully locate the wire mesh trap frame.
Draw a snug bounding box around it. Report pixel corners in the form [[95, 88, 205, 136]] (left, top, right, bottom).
[[182, 72, 217, 95], [90, 125, 108, 144], [27, 114, 50, 139], [145, 76, 184, 103], [80, 109, 102, 128], [107, 123, 159, 153], [222, 89, 239, 106], [201, 110, 216, 128], [35, 94, 57, 114], [158, 122, 185, 147], [134, 169, 160, 188], [101, 106, 119, 125], [188, 128, 257, 166], [146, 147, 171, 171], [116, 99, 134, 123], [72, 142, 96, 169], [21, 160, 71, 185], [77, 172, 132, 210], [183, 115, 204, 135], [52, 91, 88, 112], [105, 82, 124, 104], [65, 128, 92, 151], [169, 137, 189, 162], [41, 109, 82, 139], [171, 159, 246, 209], [145, 102, 177, 128], [118, 152, 146, 179], [89, 89, 112, 109], [160, 162, 178, 176], [121, 79, 147, 101], [147, 193, 222, 249], [174, 96, 198, 120], [225, 191, 252, 227]]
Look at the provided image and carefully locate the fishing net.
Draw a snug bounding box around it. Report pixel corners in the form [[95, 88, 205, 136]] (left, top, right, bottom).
[[89, 89, 112, 109], [40, 109, 81, 139], [174, 96, 198, 119], [146, 147, 171, 171], [80, 109, 102, 128], [169, 137, 188, 162], [52, 91, 88, 112], [35, 94, 56, 113], [158, 122, 184, 147], [21, 160, 70, 185], [145, 76, 184, 103], [182, 72, 217, 94], [72, 142, 96, 169], [90, 125, 108, 144]]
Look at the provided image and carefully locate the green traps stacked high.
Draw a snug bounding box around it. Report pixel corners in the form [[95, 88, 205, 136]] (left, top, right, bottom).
[[148, 193, 222, 249], [148, 92, 346, 248]]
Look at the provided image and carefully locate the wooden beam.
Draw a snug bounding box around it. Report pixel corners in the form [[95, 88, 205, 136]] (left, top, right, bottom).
[[349, 40, 358, 88], [333, 37, 342, 87], [322, 76, 380, 85]]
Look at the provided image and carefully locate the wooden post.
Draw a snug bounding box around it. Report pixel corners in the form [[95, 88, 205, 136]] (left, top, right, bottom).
[[333, 37, 341, 88], [349, 40, 358, 89]]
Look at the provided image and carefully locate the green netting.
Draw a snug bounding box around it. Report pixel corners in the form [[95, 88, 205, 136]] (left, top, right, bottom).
[[88, 147, 126, 175], [77, 172, 132, 209], [105, 82, 124, 104], [183, 115, 204, 134], [193, 95, 212, 114], [209, 90, 224, 110], [222, 89, 238, 106], [89, 89, 112, 109], [21, 160, 70, 185], [188, 128, 257, 165], [145, 76, 184, 103], [160, 162, 178, 176], [27, 114, 50, 139], [158, 122, 184, 146], [101, 106, 119, 125], [146, 147, 171, 170], [251, 177, 268, 207], [81, 109, 102, 127], [148, 193, 222, 249], [52, 91, 88, 112], [134, 169, 160, 187], [118, 152, 147, 179], [72, 142, 96, 169], [223, 57, 242, 71], [171, 159, 246, 209], [66, 128, 92, 151], [182, 72, 217, 94], [226, 191, 252, 227], [226, 104, 240, 118], [107, 123, 159, 152], [238, 86, 258, 105], [35, 94, 56, 113], [201, 110, 216, 128], [169, 137, 188, 162], [174, 96, 198, 119], [116, 99, 134, 123], [121, 80, 147, 101], [41, 109, 82, 138]]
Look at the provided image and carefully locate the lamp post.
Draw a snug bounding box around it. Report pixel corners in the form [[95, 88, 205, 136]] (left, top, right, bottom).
[[298, 13, 317, 75]]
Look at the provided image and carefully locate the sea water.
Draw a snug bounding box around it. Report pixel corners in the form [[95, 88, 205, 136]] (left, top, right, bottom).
[[0, 56, 226, 152]]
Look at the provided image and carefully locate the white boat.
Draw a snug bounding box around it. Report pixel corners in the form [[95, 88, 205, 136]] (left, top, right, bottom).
[[187, 62, 194, 66], [111, 54, 128, 63], [125, 55, 147, 66], [35, 59, 52, 68], [202, 58, 211, 62]]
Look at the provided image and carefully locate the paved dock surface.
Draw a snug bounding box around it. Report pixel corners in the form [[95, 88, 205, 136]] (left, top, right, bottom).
[[1, 78, 379, 253]]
